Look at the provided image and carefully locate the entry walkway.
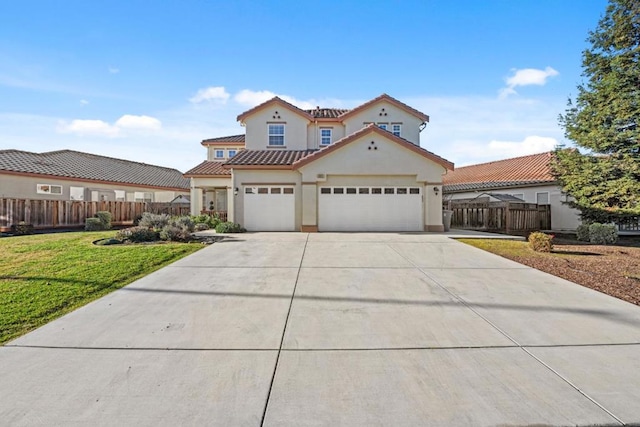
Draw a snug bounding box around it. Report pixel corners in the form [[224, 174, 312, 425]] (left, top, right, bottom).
[[1, 232, 639, 426]]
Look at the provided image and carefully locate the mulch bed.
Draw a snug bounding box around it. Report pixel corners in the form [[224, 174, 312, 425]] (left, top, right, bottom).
[[507, 237, 640, 306]]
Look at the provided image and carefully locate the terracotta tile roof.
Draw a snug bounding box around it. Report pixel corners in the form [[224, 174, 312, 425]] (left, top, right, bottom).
[[443, 152, 555, 192], [183, 161, 230, 177], [0, 149, 190, 190], [224, 149, 317, 167], [201, 134, 245, 145], [293, 124, 453, 171], [304, 108, 350, 119], [338, 93, 430, 122]]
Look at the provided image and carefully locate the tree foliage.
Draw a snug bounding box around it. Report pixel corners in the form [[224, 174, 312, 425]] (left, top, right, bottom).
[[554, 0, 640, 220]]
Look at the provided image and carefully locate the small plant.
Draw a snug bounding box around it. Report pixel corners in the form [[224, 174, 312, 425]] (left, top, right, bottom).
[[528, 231, 554, 252], [85, 218, 103, 231], [194, 223, 210, 231], [95, 211, 112, 230], [116, 226, 159, 243], [588, 223, 618, 245], [138, 212, 170, 230], [159, 225, 192, 242], [192, 214, 220, 229], [576, 224, 590, 242], [11, 221, 34, 235], [171, 216, 195, 232], [215, 221, 246, 233]]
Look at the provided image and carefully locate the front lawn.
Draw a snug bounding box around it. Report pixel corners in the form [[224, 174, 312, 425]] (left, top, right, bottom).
[[0, 231, 203, 345], [459, 236, 640, 306]]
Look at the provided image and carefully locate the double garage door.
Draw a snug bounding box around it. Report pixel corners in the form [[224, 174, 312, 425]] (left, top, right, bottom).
[[243, 185, 423, 232], [319, 186, 423, 232]]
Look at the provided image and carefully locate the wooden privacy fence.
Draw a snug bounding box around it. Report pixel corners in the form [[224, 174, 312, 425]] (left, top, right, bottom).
[[446, 201, 551, 234], [0, 198, 190, 231]]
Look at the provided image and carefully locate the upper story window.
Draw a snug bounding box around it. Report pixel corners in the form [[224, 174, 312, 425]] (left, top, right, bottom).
[[320, 128, 332, 146], [215, 150, 224, 159], [392, 124, 401, 137], [228, 150, 237, 158], [377, 123, 388, 131], [268, 124, 285, 146]]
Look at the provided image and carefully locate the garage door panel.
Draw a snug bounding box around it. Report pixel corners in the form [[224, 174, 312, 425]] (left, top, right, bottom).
[[319, 187, 422, 232], [244, 187, 295, 231]]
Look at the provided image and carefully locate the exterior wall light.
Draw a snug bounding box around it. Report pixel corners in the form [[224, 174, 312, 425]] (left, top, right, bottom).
[[433, 186, 439, 196], [234, 187, 239, 196]]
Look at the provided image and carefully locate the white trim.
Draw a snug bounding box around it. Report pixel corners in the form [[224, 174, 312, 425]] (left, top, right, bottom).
[[536, 191, 550, 205], [215, 150, 225, 159], [392, 123, 402, 137], [268, 123, 285, 146], [320, 128, 332, 146]]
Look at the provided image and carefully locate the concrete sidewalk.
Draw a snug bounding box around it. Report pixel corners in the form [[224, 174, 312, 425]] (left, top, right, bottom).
[[1, 232, 639, 426]]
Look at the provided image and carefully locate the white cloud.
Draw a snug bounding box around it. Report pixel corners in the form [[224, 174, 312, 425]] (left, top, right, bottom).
[[488, 136, 559, 158], [189, 86, 230, 104], [499, 66, 559, 99], [58, 114, 162, 137], [108, 67, 120, 74], [58, 119, 119, 136], [114, 114, 162, 130], [80, 99, 89, 105], [233, 89, 316, 110]]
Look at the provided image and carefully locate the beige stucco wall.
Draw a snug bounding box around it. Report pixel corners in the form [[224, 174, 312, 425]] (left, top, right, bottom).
[[0, 173, 188, 203], [244, 107, 310, 150], [306, 121, 345, 149], [342, 101, 424, 144], [232, 170, 302, 229], [446, 184, 581, 231], [298, 133, 446, 230], [206, 146, 244, 161]]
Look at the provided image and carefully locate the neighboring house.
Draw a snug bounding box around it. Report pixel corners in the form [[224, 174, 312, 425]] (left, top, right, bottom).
[[185, 93, 454, 232], [0, 149, 190, 202], [442, 152, 581, 230]]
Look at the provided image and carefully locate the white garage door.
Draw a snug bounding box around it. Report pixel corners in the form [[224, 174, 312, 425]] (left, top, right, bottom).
[[244, 186, 295, 231], [318, 186, 423, 232]]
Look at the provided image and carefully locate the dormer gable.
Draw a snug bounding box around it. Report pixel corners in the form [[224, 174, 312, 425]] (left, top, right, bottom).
[[236, 96, 313, 124], [338, 93, 429, 122]]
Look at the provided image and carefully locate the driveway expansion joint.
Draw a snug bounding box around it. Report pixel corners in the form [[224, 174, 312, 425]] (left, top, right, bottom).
[[386, 242, 627, 426]]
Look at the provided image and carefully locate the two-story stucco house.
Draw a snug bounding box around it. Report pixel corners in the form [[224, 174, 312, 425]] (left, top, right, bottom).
[[184, 93, 454, 232]]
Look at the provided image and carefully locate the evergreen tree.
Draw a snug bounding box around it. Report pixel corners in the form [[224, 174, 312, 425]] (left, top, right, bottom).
[[554, 0, 640, 221]]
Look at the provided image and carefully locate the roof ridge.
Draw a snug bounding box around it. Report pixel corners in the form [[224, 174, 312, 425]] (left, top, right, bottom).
[[454, 151, 552, 170], [41, 149, 184, 173]]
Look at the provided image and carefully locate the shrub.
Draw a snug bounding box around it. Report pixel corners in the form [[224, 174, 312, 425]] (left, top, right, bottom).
[[85, 218, 103, 231], [192, 214, 220, 229], [138, 212, 170, 230], [194, 223, 210, 231], [159, 225, 192, 242], [588, 223, 618, 245], [116, 226, 159, 243], [528, 231, 554, 252], [11, 221, 34, 235], [95, 211, 112, 230], [133, 214, 143, 226], [576, 224, 590, 242], [171, 216, 195, 232], [215, 221, 246, 233]]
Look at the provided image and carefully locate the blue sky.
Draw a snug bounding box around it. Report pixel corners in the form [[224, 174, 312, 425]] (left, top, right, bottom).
[[0, 0, 608, 172]]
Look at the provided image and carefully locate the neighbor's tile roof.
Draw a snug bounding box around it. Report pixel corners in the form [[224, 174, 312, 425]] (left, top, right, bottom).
[[183, 161, 230, 177], [224, 149, 317, 167], [0, 149, 190, 189], [201, 134, 245, 145], [443, 152, 555, 192], [304, 108, 350, 119]]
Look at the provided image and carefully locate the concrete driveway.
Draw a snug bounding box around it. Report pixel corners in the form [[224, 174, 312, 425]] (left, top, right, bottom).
[[2, 232, 640, 426]]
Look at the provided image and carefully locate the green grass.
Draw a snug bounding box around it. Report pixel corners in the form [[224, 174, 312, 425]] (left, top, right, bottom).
[[0, 231, 203, 345], [457, 238, 537, 257]]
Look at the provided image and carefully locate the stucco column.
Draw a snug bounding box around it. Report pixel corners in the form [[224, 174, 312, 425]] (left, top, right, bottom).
[[190, 179, 203, 216], [301, 183, 318, 232], [424, 183, 444, 232]]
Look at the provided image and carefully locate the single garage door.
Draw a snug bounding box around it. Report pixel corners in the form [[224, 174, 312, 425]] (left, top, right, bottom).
[[244, 186, 295, 231], [318, 186, 422, 232]]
